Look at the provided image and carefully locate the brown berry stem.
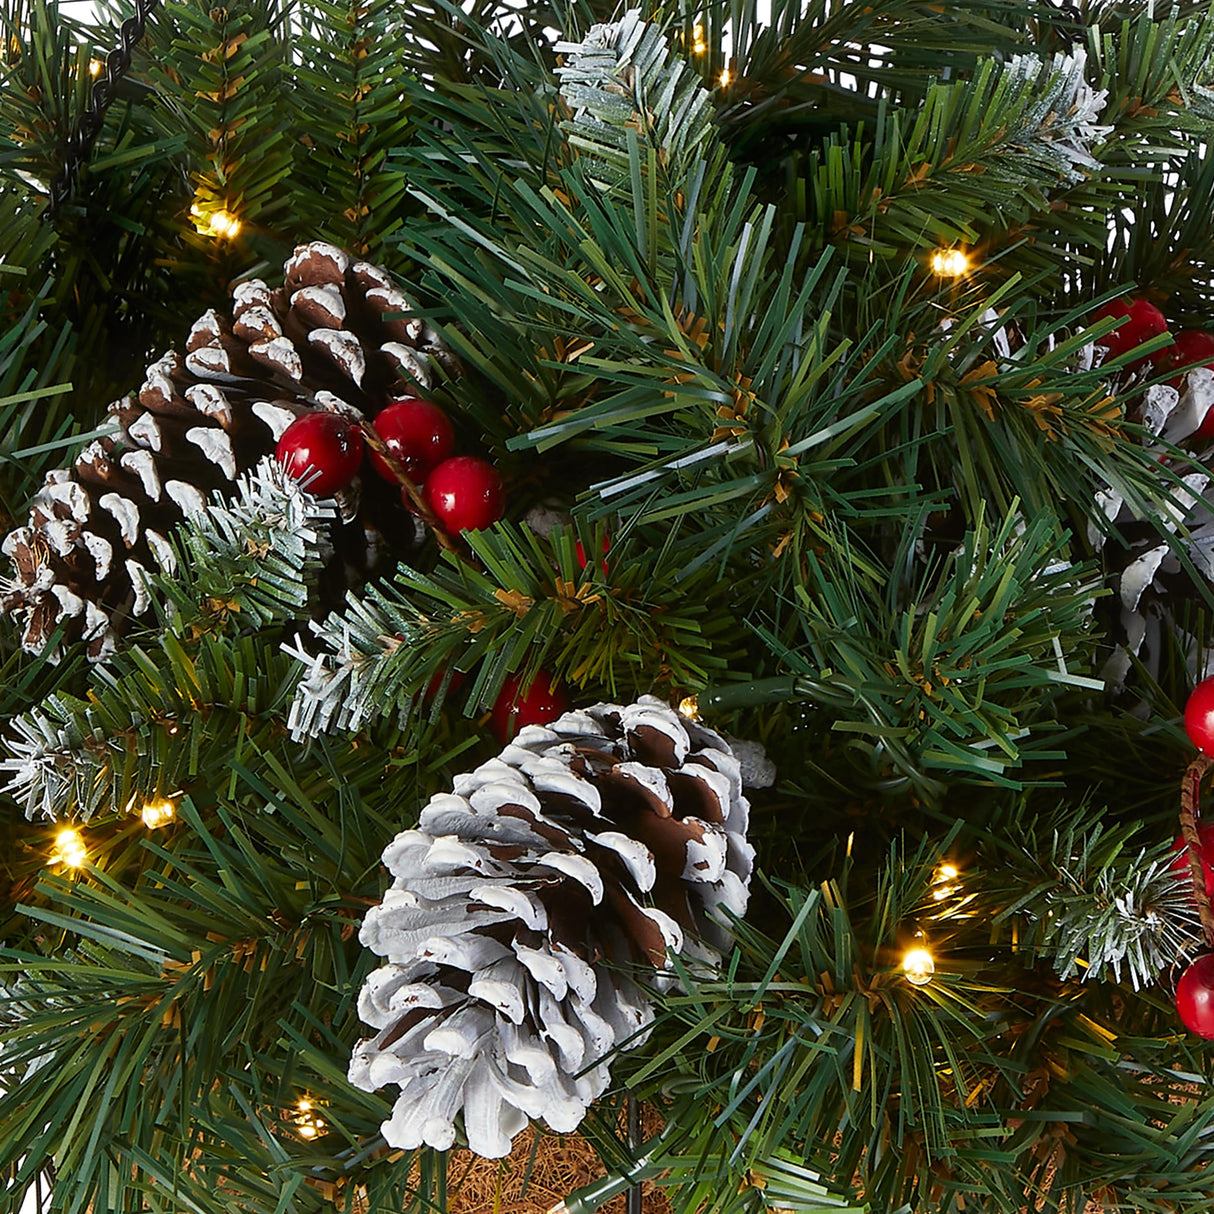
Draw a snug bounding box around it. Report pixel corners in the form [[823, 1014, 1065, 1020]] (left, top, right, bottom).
[[1180, 754, 1214, 947], [355, 418, 467, 561]]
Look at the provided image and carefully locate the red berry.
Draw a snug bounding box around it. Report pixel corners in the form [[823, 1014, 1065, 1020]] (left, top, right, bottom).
[[1185, 677, 1214, 755], [1170, 823, 1214, 897], [275, 412, 364, 496], [424, 669, 465, 701], [1154, 329, 1214, 383], [369, 398, 455, 484], [423, 456, 505, 533], [1177, 953, 1214, 1037], [1090, 298, 1169, 361], [491, 672, 570, 742], [575, 535, 611, 576]]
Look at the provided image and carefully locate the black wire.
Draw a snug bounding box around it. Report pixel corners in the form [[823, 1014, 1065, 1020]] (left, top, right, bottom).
[[626, 1095, 642, 1214], [1046, 0, 1083, 28], [43, 0, 160, 222]]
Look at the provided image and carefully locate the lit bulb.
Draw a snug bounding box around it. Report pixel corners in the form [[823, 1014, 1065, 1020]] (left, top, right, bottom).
[[141, 799, 176, 829], [294, 1097, 325, 1140], [718, 67, 732, 86], [677, 695, 701, 721], [930, 249, 970, 277], [210, 210, 241, 238], [931, 861, 961, 904], [902, 947, 935, 986], [50, 827, 87, 869], [190, 198, 242, 239], [88, 57, 102, 77], [692, 22, 707, 53]]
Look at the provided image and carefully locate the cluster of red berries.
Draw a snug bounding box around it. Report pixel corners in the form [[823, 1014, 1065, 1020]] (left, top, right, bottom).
[[1174, 678, 1214, 1036], [1092, 297, 1214, 436], [276, 405, 587, 744], [274, 400, 505, 534]]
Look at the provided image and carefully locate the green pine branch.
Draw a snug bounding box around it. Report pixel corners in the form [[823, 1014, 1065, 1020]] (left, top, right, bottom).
[[289, 516, 748, 739], [0, 788, 402, 1213], [979, 798, 1202, 989], [150, 457, 338, 637], [613, 835, 1019, 1214], [727, 507, 1104, 798], [290, 0, 415, 262], [142, 0, 297, 275]]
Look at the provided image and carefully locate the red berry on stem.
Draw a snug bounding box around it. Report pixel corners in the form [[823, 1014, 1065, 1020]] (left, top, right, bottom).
[[1154, 329, 1214, 382], [424, 456, 504, 533], [1090, 298, 1169, 361], [1177, 953, 1214, 1038], [1185, 677, 1214, 755], [369, 398, 455, 484], [275, 412, 364, 496], [491, 672, 569, 742]]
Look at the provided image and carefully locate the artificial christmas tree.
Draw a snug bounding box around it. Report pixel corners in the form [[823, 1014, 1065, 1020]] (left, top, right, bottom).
[[8, 0, 1214, 1212]]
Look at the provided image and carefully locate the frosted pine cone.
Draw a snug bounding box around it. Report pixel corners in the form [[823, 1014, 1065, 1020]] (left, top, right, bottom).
[[1, 242, 455, 659], [349, 696, 753, 1158]]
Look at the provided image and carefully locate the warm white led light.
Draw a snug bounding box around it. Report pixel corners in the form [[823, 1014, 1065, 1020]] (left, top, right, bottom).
[[294, 1097, 325, 1140], [902, 947, 935, 986], [930, 249, 970, 277], [51, 828, 87, 868], [191, 198, 242, 240], [141, 799, 176, 829]]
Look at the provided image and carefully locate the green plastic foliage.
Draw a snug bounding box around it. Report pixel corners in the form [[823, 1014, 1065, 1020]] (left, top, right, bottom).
[[618, 835, 1013, 1213], [984, 799, 1201, 990], [0, 784, 413, 1214], [289, 516, 747, 738], [0, 0, 95, 186], [803, 50, 1113, 263], [290, 0, 413, 261], [750, 507, 1104, 796], [625, 831, 1214, 1214]]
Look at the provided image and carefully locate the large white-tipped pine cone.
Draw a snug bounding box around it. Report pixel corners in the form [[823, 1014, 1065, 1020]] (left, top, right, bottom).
[[348, 695, 754, 1158], [0, 242, 455, 659]]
